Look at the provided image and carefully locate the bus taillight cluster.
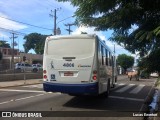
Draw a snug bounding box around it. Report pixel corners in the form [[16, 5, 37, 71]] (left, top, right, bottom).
[[43, 70, 47, 80], [92, 70, 97, 80]]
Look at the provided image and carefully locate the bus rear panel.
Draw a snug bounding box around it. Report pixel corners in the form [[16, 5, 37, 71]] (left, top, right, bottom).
[[43, 35, 99, 95]]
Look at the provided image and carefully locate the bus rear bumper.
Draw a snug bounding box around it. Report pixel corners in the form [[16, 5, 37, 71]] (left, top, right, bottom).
[[43, 82, 98, 95]]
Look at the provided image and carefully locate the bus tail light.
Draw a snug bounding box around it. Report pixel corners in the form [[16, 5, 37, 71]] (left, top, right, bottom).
[[43, 70, 47, 74], [92, 75, 97, 80], [43, 70, 47, 81], [92, 70, 97, 80], [44, 75, 47, 79], [93, 70, 97, 74]]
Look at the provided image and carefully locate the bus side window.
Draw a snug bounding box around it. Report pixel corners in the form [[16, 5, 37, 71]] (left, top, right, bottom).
[[99, 43, 102, 65], [109, 52, 112, 66], [105, 49, 109, 66], [112, 56, 114, 67], [101, 45, 104, 65], [103, 47, 106, 66]]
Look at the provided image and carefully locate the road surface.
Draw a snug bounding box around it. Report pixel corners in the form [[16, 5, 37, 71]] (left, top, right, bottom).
[[0, 75, 157, 120]]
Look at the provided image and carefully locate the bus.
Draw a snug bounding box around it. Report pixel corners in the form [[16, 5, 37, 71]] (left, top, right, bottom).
[[43, 34, 117, 97]]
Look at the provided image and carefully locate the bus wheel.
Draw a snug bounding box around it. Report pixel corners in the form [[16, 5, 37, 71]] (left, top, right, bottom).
[[115, 76, 117, 83], [100, 80, 110, 98]]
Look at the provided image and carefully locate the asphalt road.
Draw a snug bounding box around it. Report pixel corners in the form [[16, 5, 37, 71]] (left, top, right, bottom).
[[0, 75, 157, 120]]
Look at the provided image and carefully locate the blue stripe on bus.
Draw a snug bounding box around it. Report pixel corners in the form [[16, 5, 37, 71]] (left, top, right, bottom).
[[43, 82, 98, 95]]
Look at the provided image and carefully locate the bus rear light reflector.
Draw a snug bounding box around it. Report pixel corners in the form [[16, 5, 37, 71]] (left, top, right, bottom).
[[43, 70, 47, 74], [44, 75, 47, 79], [92, 76, 97, 80], [93, 70, 97, 74]]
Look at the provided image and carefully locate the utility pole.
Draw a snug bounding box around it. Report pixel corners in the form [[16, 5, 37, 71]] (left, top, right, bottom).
[[65, 23, 75, 34], [54, 9, 56, 35], [50, 8, 61, 35], [10, 32, 18, 69]]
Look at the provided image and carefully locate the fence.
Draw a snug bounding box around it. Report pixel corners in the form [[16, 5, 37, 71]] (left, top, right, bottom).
[[0, 63, 43, 82]]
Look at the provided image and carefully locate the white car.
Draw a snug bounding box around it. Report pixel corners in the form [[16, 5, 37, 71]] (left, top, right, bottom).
[[15, 63, 39, 72], [32, 64, 42, 72], [150, 72, 159, 77]]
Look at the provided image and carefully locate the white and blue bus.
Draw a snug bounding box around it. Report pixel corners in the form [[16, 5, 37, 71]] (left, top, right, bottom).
[[43, 34, 117, 97]]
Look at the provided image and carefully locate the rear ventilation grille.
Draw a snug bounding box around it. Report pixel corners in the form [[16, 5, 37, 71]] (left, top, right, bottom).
[[63, 57, 76, 61], [63, 57, 76, 59]]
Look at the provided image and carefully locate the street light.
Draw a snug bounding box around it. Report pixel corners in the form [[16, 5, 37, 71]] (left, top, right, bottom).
[[56, 15, 75, 25], [55, 15, 75, 35]]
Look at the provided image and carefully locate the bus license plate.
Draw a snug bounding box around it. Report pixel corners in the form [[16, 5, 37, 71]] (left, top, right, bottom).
[[64, 72, 73, 76]]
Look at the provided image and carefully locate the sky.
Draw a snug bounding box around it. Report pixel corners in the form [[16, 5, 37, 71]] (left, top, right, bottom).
[[0, 0, 131, 56]]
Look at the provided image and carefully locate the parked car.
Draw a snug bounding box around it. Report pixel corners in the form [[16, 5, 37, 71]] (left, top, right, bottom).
[[15, 63, 39, 73], [150, 72, 159, 77], [126, 68, 136, 75], [140, 70, 150, 79], [32, 64, 42, 72]]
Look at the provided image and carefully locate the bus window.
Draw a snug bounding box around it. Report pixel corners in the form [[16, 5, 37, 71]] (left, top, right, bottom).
[[101, 45, 105, 65], [109, 52, 112, 66], [47, 38, 95, 59], [105, 49, 109, 66]]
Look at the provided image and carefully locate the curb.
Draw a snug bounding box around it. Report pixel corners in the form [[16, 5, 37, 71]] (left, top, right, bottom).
[[147, 80, 160, 120], [0, 80, 43, 88], [139, 84, 155, 120]]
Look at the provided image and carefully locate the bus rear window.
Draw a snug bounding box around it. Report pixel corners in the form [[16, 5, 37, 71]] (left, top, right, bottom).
[[47, 38, 95, 58]]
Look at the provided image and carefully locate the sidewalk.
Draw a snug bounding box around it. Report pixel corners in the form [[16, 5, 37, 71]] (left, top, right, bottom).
[[0, 79, 43, 88]]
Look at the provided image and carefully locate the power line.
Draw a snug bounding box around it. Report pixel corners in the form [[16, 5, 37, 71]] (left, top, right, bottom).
[[57, 15, 74, 25], [45, 0, 57, 8], [35, 0, 53, 10], [0, 27, 27, 36], [36, 0, 57, 9], [0, 16, 53, 31]]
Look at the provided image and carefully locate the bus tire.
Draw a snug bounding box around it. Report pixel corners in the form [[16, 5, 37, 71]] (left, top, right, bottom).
[[100, 79, 110, 98], [69, 94, 80, 97], [112, 77, 117, 88], [115, 76, 117, 83]]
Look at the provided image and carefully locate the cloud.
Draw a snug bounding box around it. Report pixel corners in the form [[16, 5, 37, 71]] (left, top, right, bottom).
[[0, 13, 27, 31], [72, 26, 130, 55], [60, 2, 77, 12], [0, 32, 8, 38]]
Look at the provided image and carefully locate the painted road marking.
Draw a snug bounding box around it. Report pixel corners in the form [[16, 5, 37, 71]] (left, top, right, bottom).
[[109, 96, 144, 102], [0, 92, 61, 105], [0, 93, 45, 105], [118, 83, 125, 86], [22, 84, 43, 88], [112, 83, 125, 90], [0, 89, 45, 93], [130, 84, 145, 94], [115, 84, 135, 93]]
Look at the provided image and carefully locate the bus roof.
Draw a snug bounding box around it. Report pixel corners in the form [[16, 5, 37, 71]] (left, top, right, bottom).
[[46, 34, 97, 40]]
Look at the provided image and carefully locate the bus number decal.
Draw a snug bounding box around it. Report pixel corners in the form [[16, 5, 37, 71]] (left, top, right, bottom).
[[63, 63, 74, 67]]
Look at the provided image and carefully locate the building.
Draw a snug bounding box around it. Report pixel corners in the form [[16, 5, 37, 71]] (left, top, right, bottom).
[[0, 47, 19, 56], [0, 47, 43, 70]]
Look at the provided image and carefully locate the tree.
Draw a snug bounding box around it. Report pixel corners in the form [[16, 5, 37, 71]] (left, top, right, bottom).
[[23, 33, 48, 54], [57, 0, 160, 72], [0, 41, 11, 48], [138, 49, 160, 74], [57, 0, 160, 54], [117, 54, 134, 72]]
